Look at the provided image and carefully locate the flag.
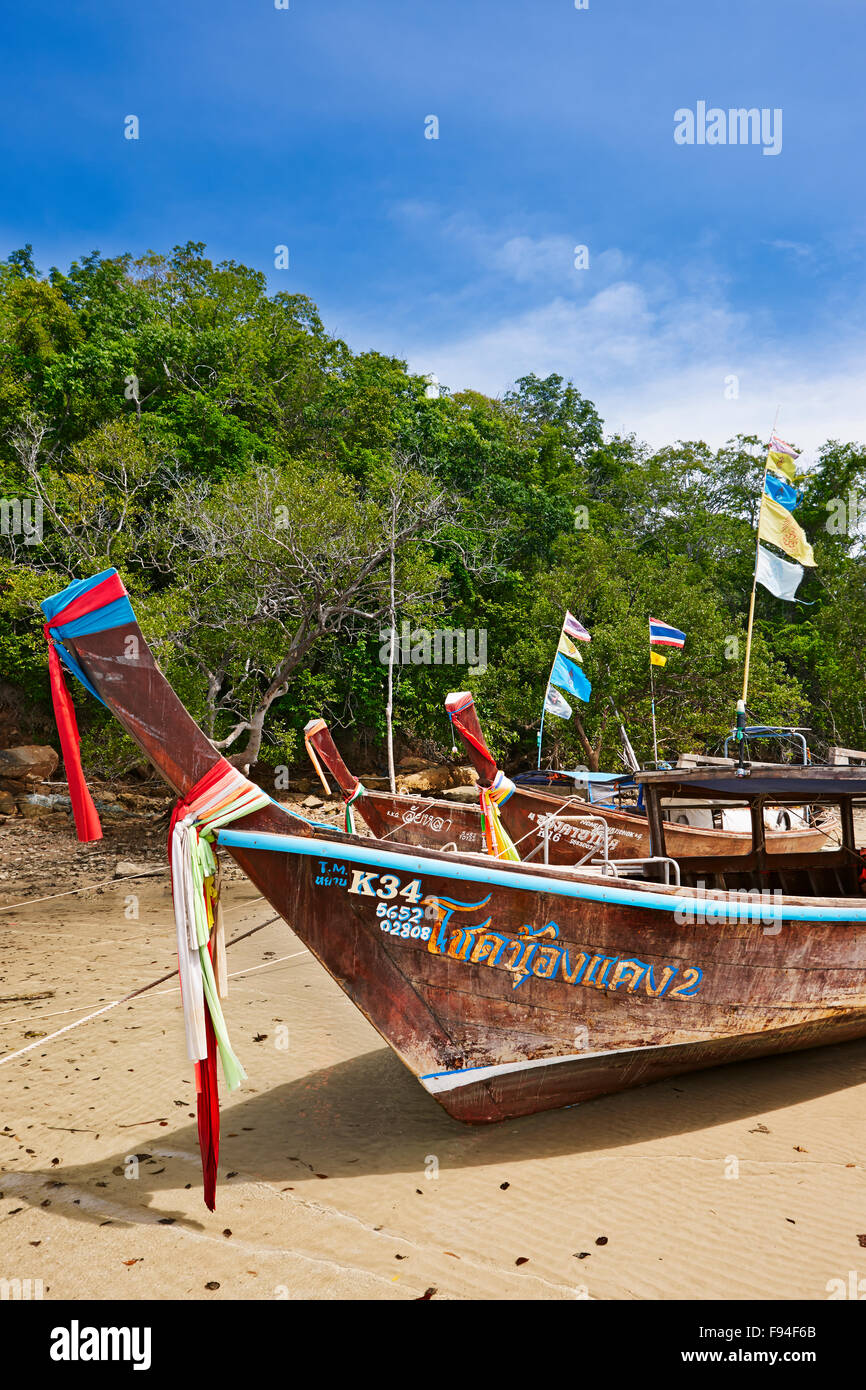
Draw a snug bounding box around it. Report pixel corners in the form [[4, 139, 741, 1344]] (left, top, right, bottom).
[[755, 543, 804, 601], [650, 652, 667, 667], [764, 473, 799, 512], [649, 618, 686, 648], [767, 451, 798, 484], [770, 433, 798, 459], [558, 633, 583, 663], [544, 684, 572, 720], [758, 493, 816, 566], [551, 651, 592, 702], [767, 435, 799, 485], [562, 611, 591, 642]]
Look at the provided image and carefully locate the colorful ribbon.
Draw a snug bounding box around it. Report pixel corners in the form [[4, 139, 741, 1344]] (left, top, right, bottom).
[[344, 782, 366, 835], [168, 758, 271, 1209], [479, 770, 520, 860], [40, 569, 137, 843]]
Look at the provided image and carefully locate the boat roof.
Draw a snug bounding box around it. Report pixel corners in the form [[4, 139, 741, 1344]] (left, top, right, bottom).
[[516, 769, 633, 785], [637, 764, 866, 802]]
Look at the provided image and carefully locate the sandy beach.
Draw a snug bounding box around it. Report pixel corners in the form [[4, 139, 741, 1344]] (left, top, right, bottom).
[[1, 806, 865, 1303]]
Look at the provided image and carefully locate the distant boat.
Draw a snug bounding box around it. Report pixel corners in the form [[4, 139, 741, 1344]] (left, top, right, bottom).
[[42, 570, 866, 1138], [302, 695, 833, 865]]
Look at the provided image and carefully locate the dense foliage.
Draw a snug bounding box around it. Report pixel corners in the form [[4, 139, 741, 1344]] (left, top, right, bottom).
[[1, 242, 864, 775]]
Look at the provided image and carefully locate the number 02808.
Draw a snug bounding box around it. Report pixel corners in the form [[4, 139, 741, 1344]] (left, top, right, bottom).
[[376, 903, 432, 940]]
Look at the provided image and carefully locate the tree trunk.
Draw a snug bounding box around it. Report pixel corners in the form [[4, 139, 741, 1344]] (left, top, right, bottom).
[[572, 715, 599, 771]]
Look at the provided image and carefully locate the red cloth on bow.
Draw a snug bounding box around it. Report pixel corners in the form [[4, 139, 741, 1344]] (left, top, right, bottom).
[[448, 709, 498, 780], [42, 571, 130, 843], [44, 625, 102, 843], [197, 1007, 220, 1211]]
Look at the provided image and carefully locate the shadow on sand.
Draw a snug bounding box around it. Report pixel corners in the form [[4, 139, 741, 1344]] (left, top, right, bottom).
[[8, 1034, 866, 1232]]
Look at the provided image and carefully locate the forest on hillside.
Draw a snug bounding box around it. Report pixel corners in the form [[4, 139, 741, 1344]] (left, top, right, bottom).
[[1, 241, 865, 776]]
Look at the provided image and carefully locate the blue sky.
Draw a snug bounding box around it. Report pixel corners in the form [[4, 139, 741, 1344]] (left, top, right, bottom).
[[2, 0, 865, 449]]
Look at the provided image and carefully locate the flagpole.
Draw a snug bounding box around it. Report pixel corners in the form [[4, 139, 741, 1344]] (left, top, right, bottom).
[[538, 643, 558, 770], [649, 632, 660, 767], [741, 406, 780, 706]]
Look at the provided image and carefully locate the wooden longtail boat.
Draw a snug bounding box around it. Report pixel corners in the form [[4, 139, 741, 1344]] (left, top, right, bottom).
[[303, 717, 490, 854], [303, 696, 834, 865], [40, 570, 866, 1136]]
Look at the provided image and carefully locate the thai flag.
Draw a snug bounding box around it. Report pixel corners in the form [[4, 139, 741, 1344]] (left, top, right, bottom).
[[562, 610, 591, 642], [649, 618, 686, 648]]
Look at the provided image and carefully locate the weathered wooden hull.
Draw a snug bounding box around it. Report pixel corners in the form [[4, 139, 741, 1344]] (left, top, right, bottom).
[[216, 826, 866, 1121], [60, 615, 866, 1124]]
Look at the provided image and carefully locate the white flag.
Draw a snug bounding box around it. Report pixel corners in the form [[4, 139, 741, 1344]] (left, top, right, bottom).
[[544, 683, 572, 720], [756, 543, 804, 601]]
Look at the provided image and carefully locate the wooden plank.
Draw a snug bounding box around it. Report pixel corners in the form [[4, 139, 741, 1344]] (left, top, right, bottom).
[[828, 746, 866, 765]]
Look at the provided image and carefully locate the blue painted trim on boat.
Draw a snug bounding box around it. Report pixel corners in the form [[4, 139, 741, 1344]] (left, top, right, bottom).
[[214, 827, 866, 924]]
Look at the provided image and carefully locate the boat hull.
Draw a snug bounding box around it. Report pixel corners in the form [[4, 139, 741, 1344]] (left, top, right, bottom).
[[58, 612, 866, 1125], [216, 827, 866, 1123]]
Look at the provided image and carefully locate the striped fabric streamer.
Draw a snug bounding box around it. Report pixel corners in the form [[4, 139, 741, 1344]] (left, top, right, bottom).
[[343, 782, 366, 835], [168, 760, 270, 1082], [40, 568, 138, 842], [479, 770, 520, 861], [168, 759, 273, 1209]]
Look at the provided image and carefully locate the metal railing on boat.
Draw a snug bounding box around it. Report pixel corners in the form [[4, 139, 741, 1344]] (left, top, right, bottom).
[[591, 854, 681, 886], [439, 807, 681, 886], [532, 811, 681, 886]]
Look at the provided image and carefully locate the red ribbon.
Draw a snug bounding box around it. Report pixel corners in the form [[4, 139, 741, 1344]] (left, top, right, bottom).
[[449, 710, 498, 780], [44, 625, 102, 843], [42, 571, 131, 844], [196, 1008, 220, 1211]]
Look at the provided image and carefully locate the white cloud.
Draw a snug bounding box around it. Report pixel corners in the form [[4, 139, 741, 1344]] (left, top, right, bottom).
[[766, 239, 813, 260], [402, 274, 866, 451], [346, 208, 866, 451]]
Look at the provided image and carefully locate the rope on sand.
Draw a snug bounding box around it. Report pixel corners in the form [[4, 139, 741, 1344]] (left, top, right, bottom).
[[0, 867, 169, 914], [0, 947, 308, 1028], [0, 912, 285, 1068]]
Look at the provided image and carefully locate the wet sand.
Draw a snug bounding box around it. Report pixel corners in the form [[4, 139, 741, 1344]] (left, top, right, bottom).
[[2, 827, 866, 1300]]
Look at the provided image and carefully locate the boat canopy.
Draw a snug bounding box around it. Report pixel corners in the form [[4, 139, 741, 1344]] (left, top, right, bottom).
[[637, 765, 866, 804]]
